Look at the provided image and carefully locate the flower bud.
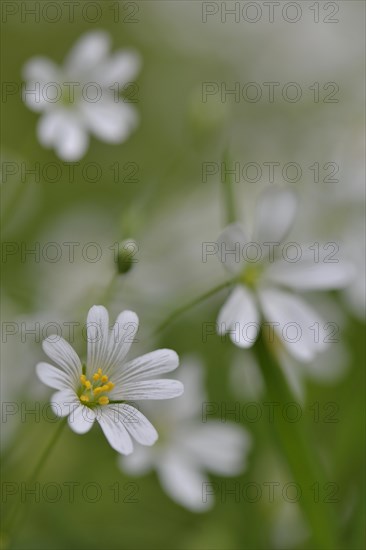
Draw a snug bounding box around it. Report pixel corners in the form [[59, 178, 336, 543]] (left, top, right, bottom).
[[116, 239, 138, 274]]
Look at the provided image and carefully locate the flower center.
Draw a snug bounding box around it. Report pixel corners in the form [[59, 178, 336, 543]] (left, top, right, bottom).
[[60, 84, 80, 106], [239, 263, 264, 289], [79, 368, 115, 407]]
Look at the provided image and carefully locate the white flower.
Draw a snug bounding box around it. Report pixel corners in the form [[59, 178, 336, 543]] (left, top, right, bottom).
[[22, 30, 141, 161], [119, 358, 252, 512], [216, 187, 354, 362], [36, 306, 183, 455]]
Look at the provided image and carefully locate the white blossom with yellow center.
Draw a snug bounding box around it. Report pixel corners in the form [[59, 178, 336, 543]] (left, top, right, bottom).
[[36, 306, 183, 455], [216, 187, 354, 361]]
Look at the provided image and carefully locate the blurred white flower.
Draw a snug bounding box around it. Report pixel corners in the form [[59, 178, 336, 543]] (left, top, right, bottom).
[[36, 305, 183, 455], [119, 358, 252, 512], [22, 30, 140, 160], [217, 187, 354, 362]]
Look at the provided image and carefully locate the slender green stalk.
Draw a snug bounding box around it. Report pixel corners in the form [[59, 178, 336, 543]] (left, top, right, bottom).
[[99, 273, 118, 306], [2, 419, 67, 547], [28, 418, 68, 484], [222, 149, 237, 225], [254, 337, 338, 549], [154, 279, 234, 336]]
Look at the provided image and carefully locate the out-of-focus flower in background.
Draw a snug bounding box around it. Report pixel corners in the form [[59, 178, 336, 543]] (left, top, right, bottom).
[[37, 305, 183, 454], [120, 357, 252, 511], [22, 31, 141, 161], [216, 187, 355, 361]]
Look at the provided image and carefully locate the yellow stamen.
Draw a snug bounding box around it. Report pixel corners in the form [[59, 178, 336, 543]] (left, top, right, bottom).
[[79, 367, 114, 406], [98, 396, 109, 405]]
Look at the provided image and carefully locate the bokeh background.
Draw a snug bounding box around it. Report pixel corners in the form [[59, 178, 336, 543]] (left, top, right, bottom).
[[1, 1, 365, 549]]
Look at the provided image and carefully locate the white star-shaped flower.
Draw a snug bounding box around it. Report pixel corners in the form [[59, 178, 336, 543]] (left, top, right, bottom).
[[36, 306, 183, 455], [119, 358, 252, 511], [216, 187, 354, 361], [22, 30, 141, 161]]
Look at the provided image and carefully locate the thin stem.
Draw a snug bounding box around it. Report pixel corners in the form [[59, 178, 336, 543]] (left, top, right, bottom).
[[222, 149, 236, 225], [2, 419, 67, 546], [29, 418, 68, 484], [254, 337, 338, 549], [1, 133, 41, 232], [99, 273, 118, 307], [154, 279, 234, 336]]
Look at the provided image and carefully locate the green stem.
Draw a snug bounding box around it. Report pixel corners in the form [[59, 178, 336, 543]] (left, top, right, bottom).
[[99, 273, 118, 307], [1, 133, 42, 232], [2, 419, 67, 547], [254, 337, 338, 549], [29, 418, 67, 484], [222, 149, 236, 225], [154, 279, 234, 336]]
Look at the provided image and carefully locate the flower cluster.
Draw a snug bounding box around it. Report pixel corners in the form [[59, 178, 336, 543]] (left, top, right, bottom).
[[27, 31, 357, 518]]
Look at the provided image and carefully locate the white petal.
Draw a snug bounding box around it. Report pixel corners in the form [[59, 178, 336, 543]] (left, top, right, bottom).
[[22, 60, 61, 113], [37, 111, 88, 161], [96, 407, 133, 455], [86, 305, 110, 373], [37, 111, 63, 145], [22, 57, 60, 82], [36, 362, 72, 390], [217, 286, 259, 348], [23, 88, 49, 113], [258, 288, 328, 362], [64, 31, 110, 76], [182, 422, 252, 476], [216, 223, 247, 275], [54, 118, 88, 162], [22, 58, 61, 112], [81, 100, 138, 143], [92, 50, 141, 87], [106, 310, 139, 374], [42, 336, 81, 386], [266, 260, 355, 291], [68, 404, 95, 434], [23, 87, 50, 113], [254, 187, 298, 245], [119, 444, 153, 475], [157, 450, 212, 512], [277, 350, 305, 402], [116, 404, 158, 446], [115, 349, 179, 385], [50, 389, 79, 417], [114, 379, 184, 401]]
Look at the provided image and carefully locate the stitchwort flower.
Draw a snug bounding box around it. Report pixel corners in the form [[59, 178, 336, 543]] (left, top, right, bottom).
[[36, 306, 183, 455], [22, 30, 140, 161], [216, 187, 354, 361]]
